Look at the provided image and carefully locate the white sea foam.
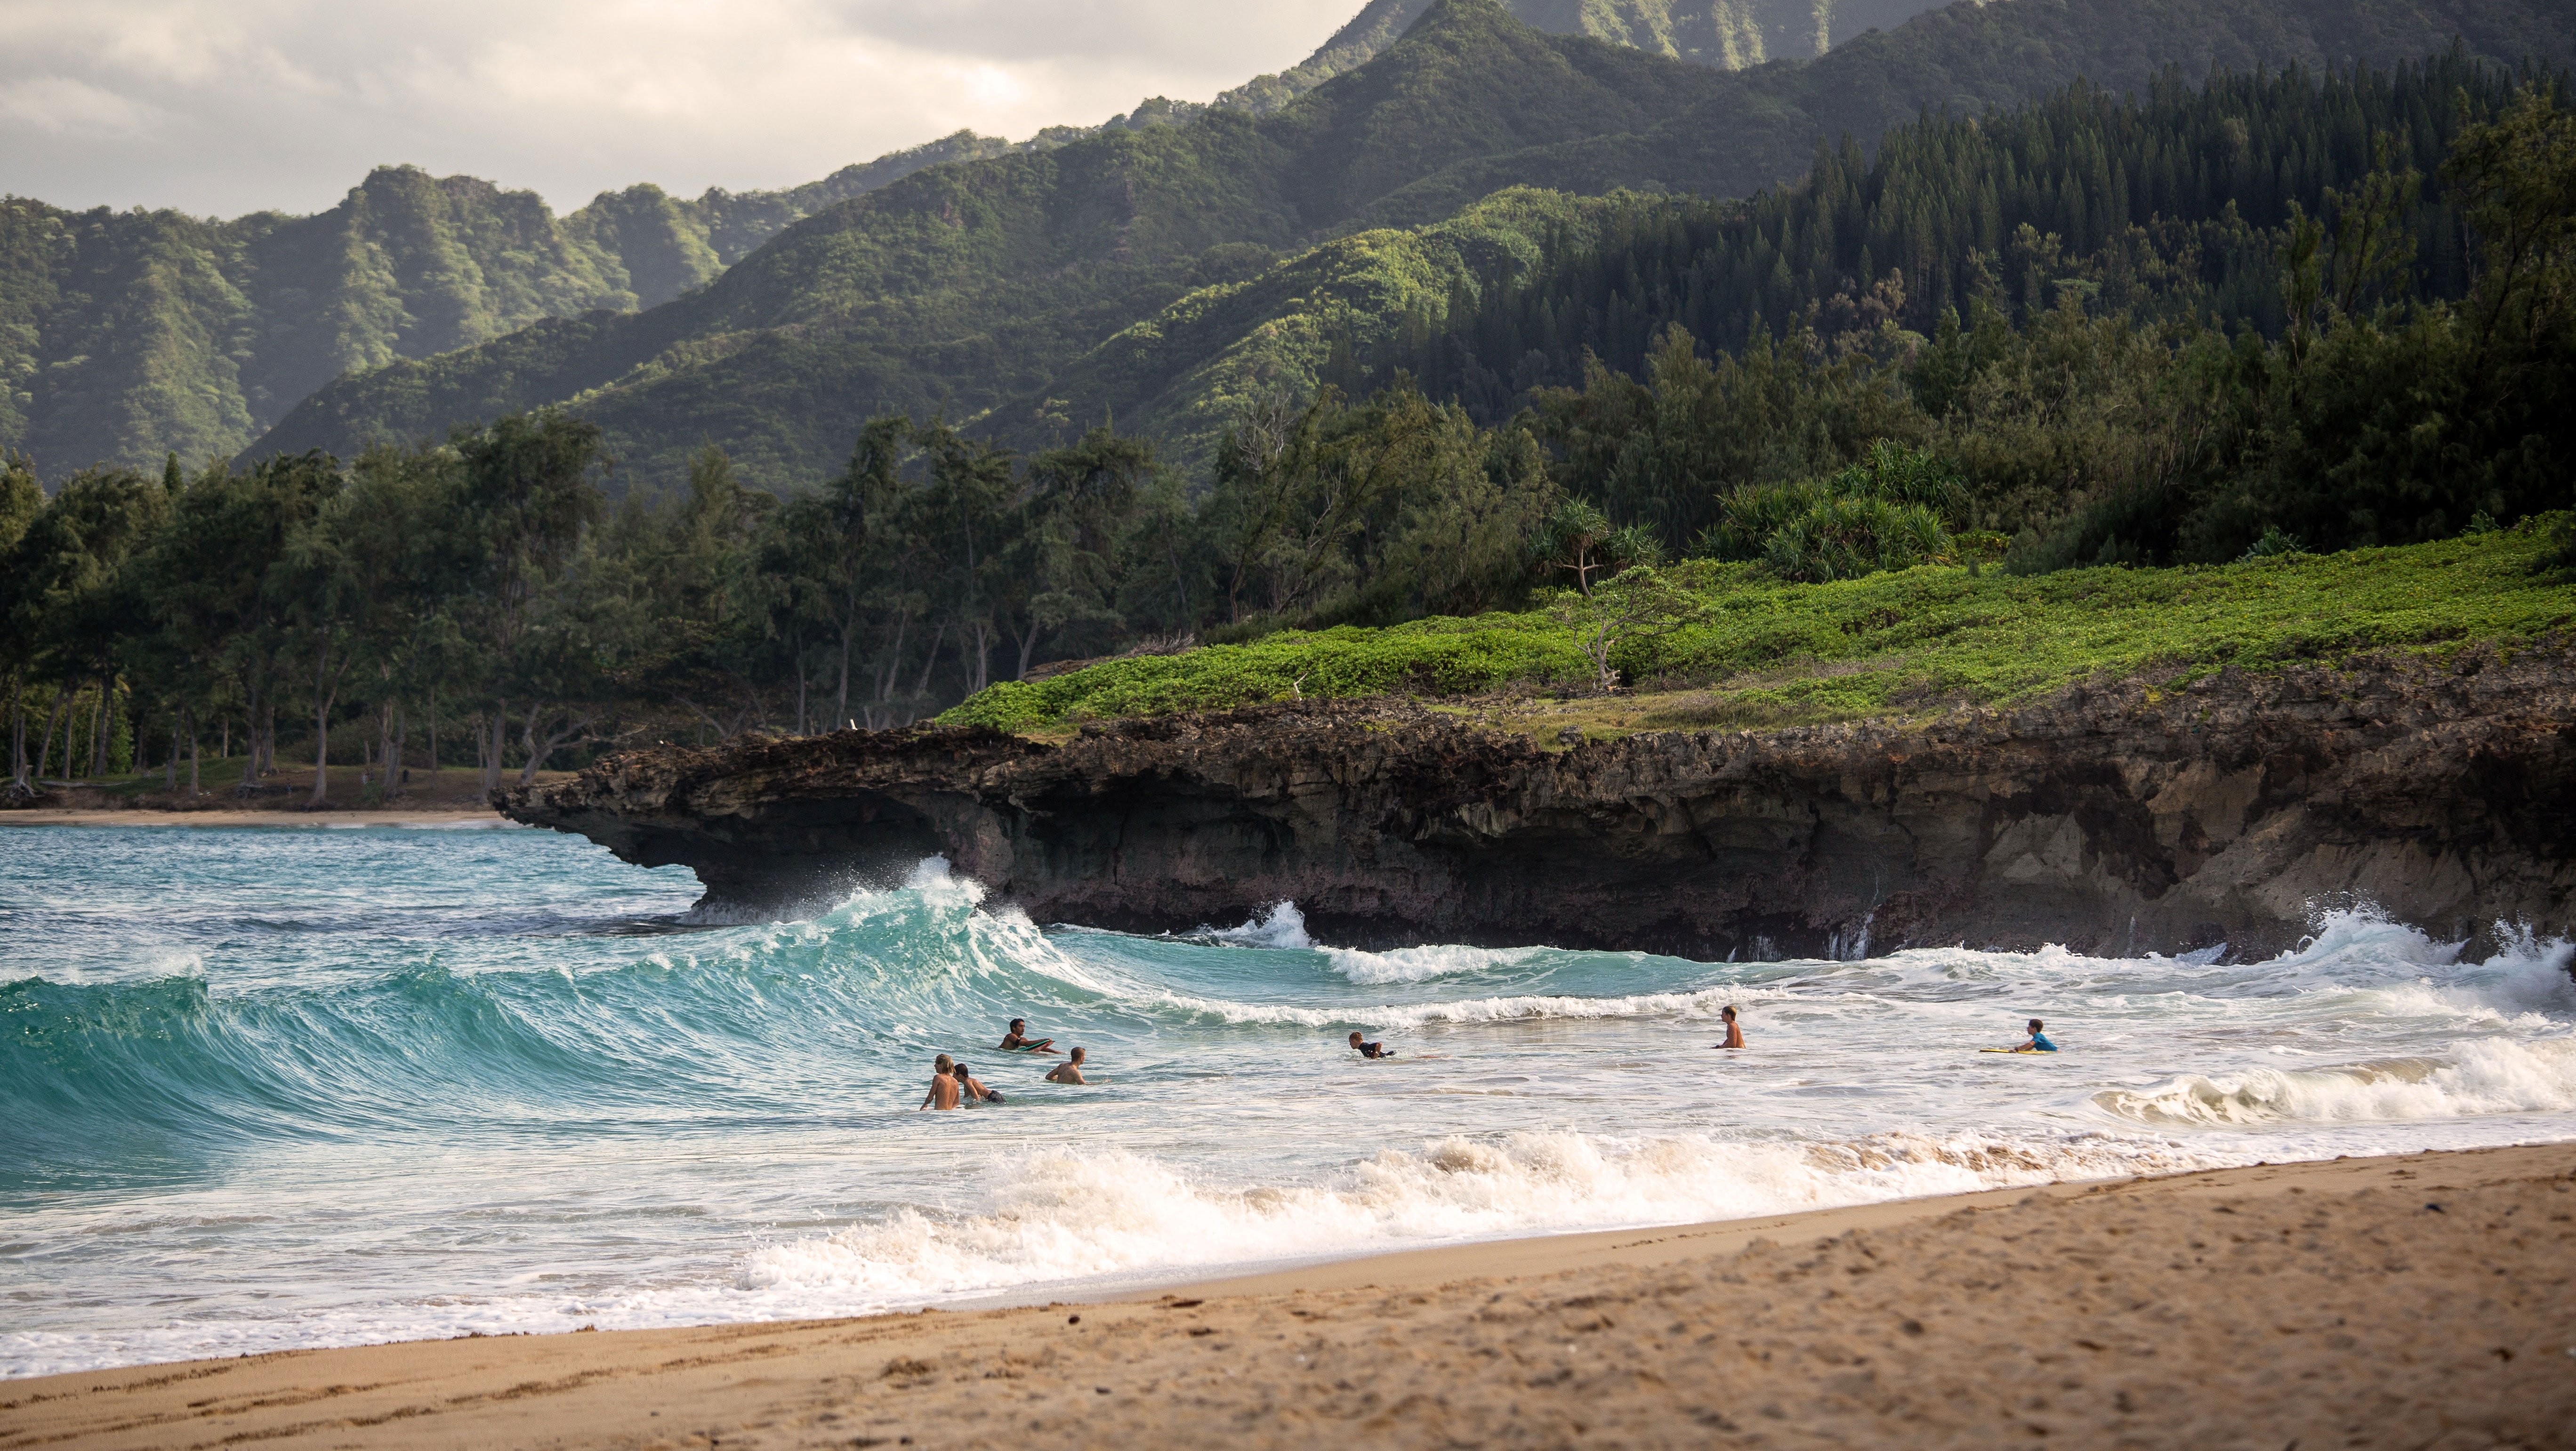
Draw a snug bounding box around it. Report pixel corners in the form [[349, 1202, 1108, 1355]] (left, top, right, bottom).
[[1136, 984, 1758, 1028], [739, 1128, 2218, 1306], [2093, 1036, 2576, 1128], [1326, 944, 1549, 985], [1206, 901, 1314, 949]]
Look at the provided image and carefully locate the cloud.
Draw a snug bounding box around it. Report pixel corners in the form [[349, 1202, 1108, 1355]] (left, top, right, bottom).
[[0, 74, 171, 136], [0, 0, 1364, 215]]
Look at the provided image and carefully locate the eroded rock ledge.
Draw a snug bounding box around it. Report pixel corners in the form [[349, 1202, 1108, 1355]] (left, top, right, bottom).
[[499, 649, 2576, 960]]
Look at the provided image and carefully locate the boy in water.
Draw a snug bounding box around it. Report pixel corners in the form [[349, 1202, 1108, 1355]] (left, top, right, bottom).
[[999, 1018, 1060, 1054], [954, 1061, 1003, 1104], [1045, 1046, 1090, 1083], [1714, 1004, 1746, 1049], [919, 1053, 961, 1110], [2018, 1018, 2059, 1052], [1348, 1031, 1396, 1059]]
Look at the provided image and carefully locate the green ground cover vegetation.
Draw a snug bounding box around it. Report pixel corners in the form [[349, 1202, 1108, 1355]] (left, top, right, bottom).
[[939, 519, 2576, 732]]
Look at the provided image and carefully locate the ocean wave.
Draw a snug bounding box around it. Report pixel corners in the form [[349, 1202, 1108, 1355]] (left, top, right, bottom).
[[740, 1128, 2217, 1305], [2091, 1036, 2576, 1128], [1325, 944, 1550, 985], [1132, 983, 1763, 1029], [1202, 901, 1315, 950]]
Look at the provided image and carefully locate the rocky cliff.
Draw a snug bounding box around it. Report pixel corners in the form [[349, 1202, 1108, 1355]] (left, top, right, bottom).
[[499, 649, 2576, 960]]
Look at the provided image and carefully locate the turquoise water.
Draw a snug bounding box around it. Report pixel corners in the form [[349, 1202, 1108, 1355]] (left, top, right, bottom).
[[3, 824, 2571, 1377]]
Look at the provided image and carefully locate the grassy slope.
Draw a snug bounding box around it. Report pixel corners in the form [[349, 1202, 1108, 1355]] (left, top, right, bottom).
[[940, 520, 2576, 736]]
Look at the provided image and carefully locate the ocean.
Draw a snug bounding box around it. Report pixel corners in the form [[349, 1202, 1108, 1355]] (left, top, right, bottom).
[[3, 823, 2570, 1379]]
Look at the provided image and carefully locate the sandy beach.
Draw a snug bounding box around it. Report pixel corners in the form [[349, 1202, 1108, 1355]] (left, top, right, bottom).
[[5, 1142, 2568, 1450]]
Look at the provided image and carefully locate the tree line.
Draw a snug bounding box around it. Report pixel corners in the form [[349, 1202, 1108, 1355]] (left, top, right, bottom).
[[2, 65, 2568, 803]]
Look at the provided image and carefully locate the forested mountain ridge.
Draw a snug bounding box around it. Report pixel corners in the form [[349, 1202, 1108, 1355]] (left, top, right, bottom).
[[1215, 0, 1946, 112], [0, 132, 1030, 480], [251, 0, 2576, 492], [0, 0, 1950, 485], [251, 0, 1750, 487]]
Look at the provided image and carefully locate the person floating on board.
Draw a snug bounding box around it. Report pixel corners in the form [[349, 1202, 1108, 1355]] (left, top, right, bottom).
[[1045, 1046, 1091, 1083], [999, 1018, 1060, 1054], [2018, 1018, 2059, 1052], [955, 1062, 1003, 1105], [1348, 1031, 1397, 1059], [1714, 1004, 1746, 1049], [920, 1053, 962, 1110]]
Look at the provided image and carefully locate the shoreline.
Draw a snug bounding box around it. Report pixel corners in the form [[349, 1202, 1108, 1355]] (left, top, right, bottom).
[[0, 807, 510, 829], [8, 1141, 2570, 1447]]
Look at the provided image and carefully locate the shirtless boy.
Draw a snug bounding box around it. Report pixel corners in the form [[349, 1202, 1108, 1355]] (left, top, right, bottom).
[[1044, 1047, 1089, 1084], [954, 1061, 1003, 1104], [1714, 1004, 1746, 1049], [919, 1053, 961, 1110], [999, 1018, 1060, 1054], [1348, 1031, 1395, 1059]]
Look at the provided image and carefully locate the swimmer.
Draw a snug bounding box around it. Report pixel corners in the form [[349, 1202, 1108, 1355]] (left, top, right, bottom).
[[2017, 1018, 2059, 1052], [1714, 1004, 1745, 1049], [955, 1061, 1003, 1104], [1348, 1031, 1396, 1059], [999, 1018, 1060, 1054], [1044, 1046, 1090, 1084], [919, 1053, 961, 1110]]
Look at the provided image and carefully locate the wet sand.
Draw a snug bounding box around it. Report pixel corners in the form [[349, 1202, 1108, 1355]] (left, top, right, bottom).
[[5, 1142, 2569, 1450]]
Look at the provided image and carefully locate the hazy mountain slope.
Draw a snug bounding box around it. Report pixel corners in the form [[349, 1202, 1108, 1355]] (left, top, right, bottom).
[[249, 0, 2576, 492], [1220, 0, 1945, 111], [1355, 0, 2576, 225], [252, 0, 1745, 485], [2, 1, 1937, 482], [0, 132, 1025, 479], [1010, 0, 2576, 471]]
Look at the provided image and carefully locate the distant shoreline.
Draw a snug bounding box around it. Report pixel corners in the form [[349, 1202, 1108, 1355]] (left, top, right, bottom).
[[0, 807, 510, 829], [8, 1142, 2569, 1445]]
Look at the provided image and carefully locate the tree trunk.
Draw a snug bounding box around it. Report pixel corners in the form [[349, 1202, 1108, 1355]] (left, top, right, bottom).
[[517, 706, 591, 787], [1014, 618, 1044, 682], [911, 622, 947, 709], [53, 687, 77, 780], [88, 674, 108, 779], [481, 704, 510, 797], [165, 712, 178, 792], [33, 687, 64, 782], [837, 611, 854, 728], [309, 657, 336, 808], [425, 688, 437, 778], [6, 668, 24, 790], [187, 707, 200, 795]]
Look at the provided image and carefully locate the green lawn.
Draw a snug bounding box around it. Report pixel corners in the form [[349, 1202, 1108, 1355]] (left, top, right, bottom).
[[942, 515, 2576, 733]]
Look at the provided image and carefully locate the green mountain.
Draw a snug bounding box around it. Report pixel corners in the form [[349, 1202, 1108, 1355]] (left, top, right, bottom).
[[2, 1, 1940, 485], [0, 132, 1032, 479], [250, 0, 2576, 491], [1217, 0, 1945, 111]]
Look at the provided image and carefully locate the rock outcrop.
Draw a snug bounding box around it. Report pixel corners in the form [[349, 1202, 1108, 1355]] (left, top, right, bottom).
[[499, 649, 2576, 960]]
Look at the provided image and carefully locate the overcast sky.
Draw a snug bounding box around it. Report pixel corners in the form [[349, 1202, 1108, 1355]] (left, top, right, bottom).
[[0, 0, 1364, 218]]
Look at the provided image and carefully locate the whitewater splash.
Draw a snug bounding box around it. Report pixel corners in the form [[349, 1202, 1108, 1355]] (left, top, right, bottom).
[[3, 827, 2570, 1379], [2094, 1038, 2576, 1128], [740, 1128, 2219, 1305]]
